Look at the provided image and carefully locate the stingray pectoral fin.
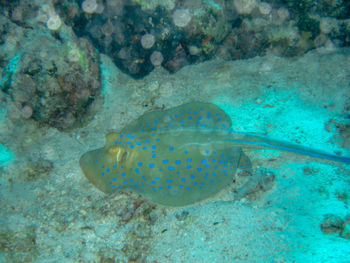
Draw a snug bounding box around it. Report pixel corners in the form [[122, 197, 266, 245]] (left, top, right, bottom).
[[79, 148, 114, 194], [105, 132, 122, 147]]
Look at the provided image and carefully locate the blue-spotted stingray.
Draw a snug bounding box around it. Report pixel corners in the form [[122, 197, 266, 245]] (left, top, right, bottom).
[[80, 102, 350, 207]]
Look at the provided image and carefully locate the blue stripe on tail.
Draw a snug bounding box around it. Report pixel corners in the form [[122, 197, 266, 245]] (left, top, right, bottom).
[[225, 137, 350, 164]]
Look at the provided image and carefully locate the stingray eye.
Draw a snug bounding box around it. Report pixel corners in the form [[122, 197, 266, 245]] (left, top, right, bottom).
[[108, 146, 127, 163], [121, 152, 127, 163]]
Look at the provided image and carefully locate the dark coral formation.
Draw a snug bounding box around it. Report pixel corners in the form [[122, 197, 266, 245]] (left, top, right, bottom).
[[47, 0, 350, 78], [1, 35, 102, 130], [0, 0, 350, 129]]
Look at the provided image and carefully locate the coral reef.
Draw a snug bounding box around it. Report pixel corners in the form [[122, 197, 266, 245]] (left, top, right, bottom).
[[1, 34, 102, 130], [44, 0, 350, 78]]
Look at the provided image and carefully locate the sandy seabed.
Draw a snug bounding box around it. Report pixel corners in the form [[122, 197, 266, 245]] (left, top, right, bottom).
[[1, 47, 350, 262]]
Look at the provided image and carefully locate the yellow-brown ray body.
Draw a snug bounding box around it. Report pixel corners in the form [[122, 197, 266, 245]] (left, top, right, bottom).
[[80, 102, 349, 207]]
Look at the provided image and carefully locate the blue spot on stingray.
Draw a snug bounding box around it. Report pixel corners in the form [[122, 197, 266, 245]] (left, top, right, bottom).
[[212, 172, 217, 177], [130, 136, 135, 139], [123, 180, 128, 184], [136, 142, 141, 146], [112, 178, 117, 181], [210, 180, 214, 183], [137, 162, 143, 167], [130, 145, 134, 149], [186, 158, 192, 162], [190, 174, 195, 179], [168, 166, 175, 171], [129, 178, 133, 181], [134, 182, 139, 185], [121, 172, 126, 177], [175, 160, 181, 165], [101, 172, 105, 176], [155, 177, 159, 180], [158, 186, 163, 190], [162, 159, 169, 164], [179, 185, 183, 188], [186, 165, 192, 169], [180, 120, 184, 124], [142, 146, 147, 150], [151, 180, 156, 184], [166, 179, 172, 183], [197, 168, 202, 172], [152, 154, 157, 158], [156, 138, 160, 142], [201, 159, 207, 164], [113, 164, 117, 168], [168, 185, 172, 189], [135, 168, 140, 174], [126, 134, 131, 137], [184, 150, 188, 154], [169, 122, 173, 125], [106, 168, 110, 172], [181, 178, 186, 182], [193, 182, 198, 186], [169, 146, 174, 151], [152, 145, 157, 149], [145, 140, 150, 143], [214, 166, 218, 169]]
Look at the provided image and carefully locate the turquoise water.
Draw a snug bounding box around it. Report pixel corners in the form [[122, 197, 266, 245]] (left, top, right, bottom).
[[1, 1, 350, 262]]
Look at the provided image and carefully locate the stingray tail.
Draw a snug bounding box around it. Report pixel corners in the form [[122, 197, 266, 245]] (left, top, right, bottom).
[[225, 131, 350, 164]]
